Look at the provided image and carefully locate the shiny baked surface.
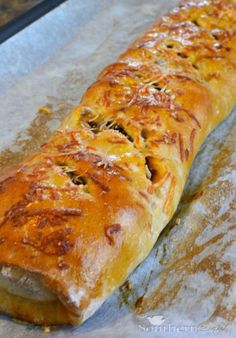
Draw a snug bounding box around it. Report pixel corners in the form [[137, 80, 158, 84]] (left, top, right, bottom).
[[0, 0, 235, 325]]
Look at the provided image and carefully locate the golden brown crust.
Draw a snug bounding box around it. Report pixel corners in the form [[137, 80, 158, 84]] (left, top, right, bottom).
[[0, 0, 236, 325]]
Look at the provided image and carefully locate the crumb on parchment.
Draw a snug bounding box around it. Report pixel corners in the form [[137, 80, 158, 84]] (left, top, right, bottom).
[[38, 106, 52, 115]]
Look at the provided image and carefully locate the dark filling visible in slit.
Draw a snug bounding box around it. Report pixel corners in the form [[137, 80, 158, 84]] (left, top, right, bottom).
[[67, 172, 87, 186], [145, 157, 158, 183], [86, 119, 134, 143]]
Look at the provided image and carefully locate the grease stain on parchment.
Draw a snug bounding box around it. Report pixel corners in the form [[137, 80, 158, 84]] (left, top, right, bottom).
[[141, 147, 235, 325], [0, 98, 73, 177]]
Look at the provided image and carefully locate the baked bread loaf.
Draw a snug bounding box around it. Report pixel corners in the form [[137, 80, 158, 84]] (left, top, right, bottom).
[[0, 0, 235, 325]]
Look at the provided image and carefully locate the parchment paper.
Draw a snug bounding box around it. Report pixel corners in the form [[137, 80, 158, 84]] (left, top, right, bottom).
[[0, 0, 235, 337]]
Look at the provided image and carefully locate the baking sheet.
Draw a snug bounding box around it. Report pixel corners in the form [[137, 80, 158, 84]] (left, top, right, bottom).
[[0, 0, 235, 337]]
